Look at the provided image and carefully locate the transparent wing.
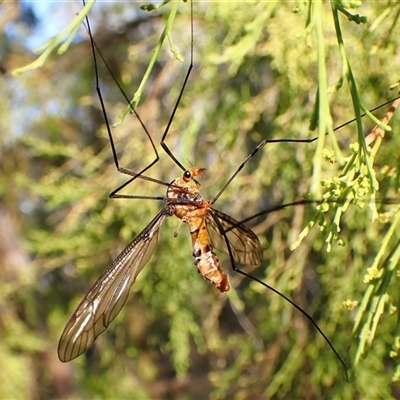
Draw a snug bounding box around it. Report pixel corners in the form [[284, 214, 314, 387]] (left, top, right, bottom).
[[206, 208, 263, 265], [58, 207, 172, 362]]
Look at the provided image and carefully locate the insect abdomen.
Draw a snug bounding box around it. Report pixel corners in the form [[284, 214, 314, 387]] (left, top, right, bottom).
[[194, 249, 230, 292]]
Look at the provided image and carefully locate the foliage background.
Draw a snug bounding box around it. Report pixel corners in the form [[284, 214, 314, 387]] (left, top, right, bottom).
[[1, 0, 400, 399]]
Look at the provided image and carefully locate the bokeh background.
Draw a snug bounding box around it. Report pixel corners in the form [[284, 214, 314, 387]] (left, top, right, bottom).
[[1, 1, 400, 399]]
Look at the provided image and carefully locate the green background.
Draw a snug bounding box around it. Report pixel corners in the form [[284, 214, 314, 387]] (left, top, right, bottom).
[[2, 1, 400, 398]]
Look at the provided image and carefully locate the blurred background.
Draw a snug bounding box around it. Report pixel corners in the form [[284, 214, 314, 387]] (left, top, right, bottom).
[[1, 1, 400, 398]]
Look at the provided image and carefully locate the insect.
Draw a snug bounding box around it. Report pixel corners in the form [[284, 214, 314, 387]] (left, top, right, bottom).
[[57, 1, 400, 383], [57, 164, 261, 360], [56, 1, 352, 374]]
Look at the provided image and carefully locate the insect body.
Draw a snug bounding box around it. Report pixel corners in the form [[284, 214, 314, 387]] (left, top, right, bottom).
[[57, 0, 355, 374], [170, 167, 263, 292], [169, 167, 231, 292], [58, 166, 262, 362]]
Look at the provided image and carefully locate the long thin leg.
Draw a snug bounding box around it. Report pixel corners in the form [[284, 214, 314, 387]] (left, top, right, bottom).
[[210, 94, 400, 205], [208, 210, 349, 380], [85, 1, 400, 205], [83, 3, 171, 203], [83, 2, 194, 200], [159, 0, 194, 172]]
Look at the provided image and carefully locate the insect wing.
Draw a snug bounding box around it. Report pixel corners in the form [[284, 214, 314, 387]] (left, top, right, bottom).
[[58, 208, 170, 362], [206, 209, 263, 265]]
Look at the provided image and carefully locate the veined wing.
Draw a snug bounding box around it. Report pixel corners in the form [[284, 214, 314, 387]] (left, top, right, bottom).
[[58, 206, 173, 362], [206, 209, 263, 266]]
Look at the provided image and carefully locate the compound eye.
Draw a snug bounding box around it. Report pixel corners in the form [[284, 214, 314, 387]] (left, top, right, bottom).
[[184, 170, 191, 179]]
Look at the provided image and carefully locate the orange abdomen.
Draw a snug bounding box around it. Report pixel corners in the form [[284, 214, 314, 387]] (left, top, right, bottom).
[[190, 218, 230, 293]]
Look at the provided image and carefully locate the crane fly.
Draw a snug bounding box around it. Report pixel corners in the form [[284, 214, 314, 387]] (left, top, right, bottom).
[[57, 0, 400, 377], [58, 166, 264, 361]]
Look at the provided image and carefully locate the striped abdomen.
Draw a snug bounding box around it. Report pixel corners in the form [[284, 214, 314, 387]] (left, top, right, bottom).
[[191, 219, 230, 293]]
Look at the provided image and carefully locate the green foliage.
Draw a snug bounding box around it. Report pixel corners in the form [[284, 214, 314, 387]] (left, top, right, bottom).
[[11, 0, 95, 76], [2, 0, 400, 398]]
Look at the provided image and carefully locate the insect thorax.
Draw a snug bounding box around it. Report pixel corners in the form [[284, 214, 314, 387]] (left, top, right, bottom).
[[167, 172, 203, 205]]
